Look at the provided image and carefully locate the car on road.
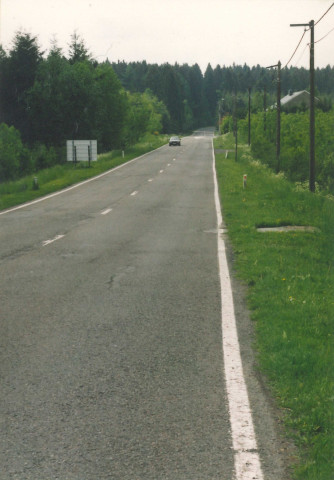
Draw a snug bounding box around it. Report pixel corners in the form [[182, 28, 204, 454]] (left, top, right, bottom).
[[169, 136, 181, 146]]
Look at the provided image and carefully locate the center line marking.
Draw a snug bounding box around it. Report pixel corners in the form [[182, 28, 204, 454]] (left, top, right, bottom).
[[101, 208, 112, 215], [42, 234, 65, 247], [167, 163, 171, 167], [159, 169, 164, 173], [131, 190, 138, 196], [148, 178, 153, 182]]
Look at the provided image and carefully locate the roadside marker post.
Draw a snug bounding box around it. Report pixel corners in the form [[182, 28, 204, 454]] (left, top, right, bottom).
[[243, 174, 247, 188]]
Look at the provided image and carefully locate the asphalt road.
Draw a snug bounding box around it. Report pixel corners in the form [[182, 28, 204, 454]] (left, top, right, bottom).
[[0, 132, 289, 479]]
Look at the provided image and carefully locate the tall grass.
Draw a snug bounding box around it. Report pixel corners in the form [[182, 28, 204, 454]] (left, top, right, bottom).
[[215, 134, 333, 479]]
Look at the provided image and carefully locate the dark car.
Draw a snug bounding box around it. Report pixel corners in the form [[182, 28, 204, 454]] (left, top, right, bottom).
[[169, 136, 181, 146]]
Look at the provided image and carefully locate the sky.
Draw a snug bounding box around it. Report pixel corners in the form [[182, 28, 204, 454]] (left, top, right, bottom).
[[1, 0, 333, 73]]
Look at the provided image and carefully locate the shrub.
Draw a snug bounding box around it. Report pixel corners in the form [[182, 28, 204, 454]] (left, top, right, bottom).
[[318, 152, 334, 194], [0, 123, 23, 181], [31, 144, 58, 170]]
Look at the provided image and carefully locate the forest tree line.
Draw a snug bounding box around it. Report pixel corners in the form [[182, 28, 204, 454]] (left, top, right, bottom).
[[1, 31, 334, 183], [111, 59, 334, 129]]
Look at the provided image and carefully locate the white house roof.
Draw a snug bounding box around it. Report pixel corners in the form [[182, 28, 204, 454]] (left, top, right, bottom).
[[280, 90, 319, 109]]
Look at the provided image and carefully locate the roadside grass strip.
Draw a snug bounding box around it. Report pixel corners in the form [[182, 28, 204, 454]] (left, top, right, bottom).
[[0, 134, 168, 212], [214, 134, 334, 480]]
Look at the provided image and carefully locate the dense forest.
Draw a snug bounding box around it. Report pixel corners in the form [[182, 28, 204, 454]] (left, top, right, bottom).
[[0, 31, 334, 184], [111, 59, 334, 129]]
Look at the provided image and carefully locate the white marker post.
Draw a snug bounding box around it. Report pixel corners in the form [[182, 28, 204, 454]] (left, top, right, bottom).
[[243, 174, 247, 188]]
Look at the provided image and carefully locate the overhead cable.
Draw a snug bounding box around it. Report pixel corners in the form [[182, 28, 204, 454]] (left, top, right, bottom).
[[284, 29, 307, 68], [315, 2, 334, 26], [315, 26, 334, 43], [294, 43, 310, 66]]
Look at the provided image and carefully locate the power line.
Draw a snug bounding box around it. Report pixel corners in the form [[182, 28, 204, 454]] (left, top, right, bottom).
[[315, 26, 334, 43], [284, 2, 334, 67], [284, 29, 307, 68], [294, 42, 310, 66], [315, 2, 334, 26]]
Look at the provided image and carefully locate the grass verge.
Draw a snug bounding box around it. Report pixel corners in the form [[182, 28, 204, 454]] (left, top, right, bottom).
[[214, 134, 333, 479], [0, 134, 168, 211]]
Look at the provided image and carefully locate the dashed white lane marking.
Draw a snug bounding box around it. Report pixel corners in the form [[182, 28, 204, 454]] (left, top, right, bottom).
[[42, 234, 65, 247], [167, 163, 171, 167], [159, 169, 164, 173], [212, 140, 264, 480], [130, 190, 138, 196], [148, 178, 153, 182], [0, 145, 168, 217], [101, 208, 112, 215], [173, 158, 176, 161]]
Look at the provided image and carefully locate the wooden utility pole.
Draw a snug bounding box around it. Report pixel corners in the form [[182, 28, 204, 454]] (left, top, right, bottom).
[[276, 61, 281, 172], [263, 86, 267, 134], [266, 62, 281, 172], [309, 20, 315, 192], [248, 87, 251, 146], [291, 20, 316, 192], [233, 93, 238, 161]]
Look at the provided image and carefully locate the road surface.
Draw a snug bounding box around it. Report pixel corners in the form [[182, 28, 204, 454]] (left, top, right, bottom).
[[0, 132, 289, 479]]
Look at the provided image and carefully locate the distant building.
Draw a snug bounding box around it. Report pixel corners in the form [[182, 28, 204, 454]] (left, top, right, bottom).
[[280, 90, 319, 111]]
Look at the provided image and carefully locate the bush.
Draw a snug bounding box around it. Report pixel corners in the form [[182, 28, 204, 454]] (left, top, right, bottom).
[[246, 108, 334, 191], [251, 134, 276, 168], [318, 153, 334, 194], [31, 144, 58, 170], [0, 123, 24, 181]]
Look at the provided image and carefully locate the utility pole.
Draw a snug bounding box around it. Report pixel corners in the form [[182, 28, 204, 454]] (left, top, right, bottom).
[[263, 86, 267, 134], [291, 20, 315, 192], [233, 92, 238, 161], [248, 87, 251, 146], [310, 20, 315, 192], [218, 98, 224, 135], [277, 61, 281, 172], [266, 61, 281, 172]]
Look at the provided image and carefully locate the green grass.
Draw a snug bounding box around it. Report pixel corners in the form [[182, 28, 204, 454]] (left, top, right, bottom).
[[0, 134, 168, 211], [215, 134, 333, 480]]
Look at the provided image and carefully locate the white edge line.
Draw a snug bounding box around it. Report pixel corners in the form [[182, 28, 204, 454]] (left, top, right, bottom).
[[0, 145, 167, 216], [212, 140, 264, 480]]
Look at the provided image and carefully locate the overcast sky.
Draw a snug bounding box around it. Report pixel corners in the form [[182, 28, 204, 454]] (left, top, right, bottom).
[[1, 0, 333, 72]]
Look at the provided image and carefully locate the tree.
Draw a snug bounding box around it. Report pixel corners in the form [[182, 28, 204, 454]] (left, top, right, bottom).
[[2, 32, 43, 143], [145, 64, 164, 99], [68, 32, 92, 65], [203, 64, 217, 122], [188, 64, 206, 126], [28, 46, 71, 146], [161, 64, 184, 132], [0, 46, 8, 124], [93, 63, 128, 150]]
